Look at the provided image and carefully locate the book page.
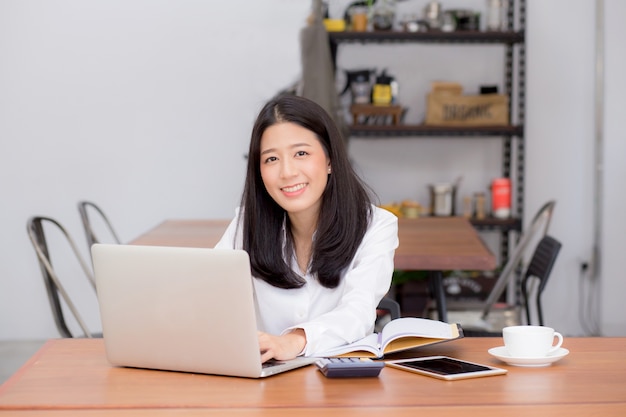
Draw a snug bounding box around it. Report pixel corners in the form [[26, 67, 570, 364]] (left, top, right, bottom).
[[380, 317, 458, 351], [315, 333, 380, 358], [383, 337, 445, 355]]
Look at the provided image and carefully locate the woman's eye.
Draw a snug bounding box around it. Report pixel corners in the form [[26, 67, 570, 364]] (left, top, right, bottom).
[[263, 156, 277, 164], [295, 150, 308, 157]]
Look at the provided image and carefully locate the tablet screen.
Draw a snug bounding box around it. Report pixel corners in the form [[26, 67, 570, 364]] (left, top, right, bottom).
[[386, 356, 507, 380], [401, 357, 492, 374]]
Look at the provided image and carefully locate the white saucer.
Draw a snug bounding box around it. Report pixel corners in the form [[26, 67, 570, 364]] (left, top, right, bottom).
[[487, 346, 569, 367]]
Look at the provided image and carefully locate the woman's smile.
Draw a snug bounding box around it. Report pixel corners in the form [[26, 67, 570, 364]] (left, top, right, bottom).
[[281, 183, 308, 195]]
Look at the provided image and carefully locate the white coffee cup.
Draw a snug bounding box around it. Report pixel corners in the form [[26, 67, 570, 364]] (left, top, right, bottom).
[[503, 325, 564, 358]]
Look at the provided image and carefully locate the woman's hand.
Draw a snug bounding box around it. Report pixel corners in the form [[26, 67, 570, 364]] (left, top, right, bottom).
[[258, 328, 306, 363]]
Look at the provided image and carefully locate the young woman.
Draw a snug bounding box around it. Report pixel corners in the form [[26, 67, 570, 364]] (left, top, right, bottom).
[[215, 95, 398, 362]]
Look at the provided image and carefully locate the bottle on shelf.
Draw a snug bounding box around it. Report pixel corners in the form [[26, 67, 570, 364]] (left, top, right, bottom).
[[486, 0, 504, 31]]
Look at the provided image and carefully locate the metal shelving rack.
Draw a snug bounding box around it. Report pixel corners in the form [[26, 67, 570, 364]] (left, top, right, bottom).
[[328, 0, 526, 263]]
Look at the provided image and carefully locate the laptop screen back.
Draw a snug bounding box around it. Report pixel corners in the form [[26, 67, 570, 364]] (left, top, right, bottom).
[[92, 244, 265, 378]]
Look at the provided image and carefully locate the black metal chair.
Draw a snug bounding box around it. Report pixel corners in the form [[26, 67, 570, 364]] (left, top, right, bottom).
[[374, 296, 401, 332], [27, 216, 100, 338], [521, 235, 562, 326], [77, 201, 121, 251], [480, 200, 557, 321], [377, 296, 401, 320], [451, 201, 557, 335], [463, 234, 562, 336]]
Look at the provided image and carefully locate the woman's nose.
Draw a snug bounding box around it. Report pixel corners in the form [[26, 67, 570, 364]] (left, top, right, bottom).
[[280, 160, 297, 177]]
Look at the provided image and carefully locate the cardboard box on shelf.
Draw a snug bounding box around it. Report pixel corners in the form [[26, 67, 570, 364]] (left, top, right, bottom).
[[425, 92, 509, 126]]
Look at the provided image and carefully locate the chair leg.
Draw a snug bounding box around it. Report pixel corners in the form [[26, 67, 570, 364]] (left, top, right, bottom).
[[522, 283, 531, 325]]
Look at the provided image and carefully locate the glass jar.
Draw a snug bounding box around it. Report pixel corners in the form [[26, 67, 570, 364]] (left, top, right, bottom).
[[474, 192, 486, 219], [350, 6, 369, 32], [486, 0, 504, 31], [423, 1, 442, 30], [371, 0, 396, 31]]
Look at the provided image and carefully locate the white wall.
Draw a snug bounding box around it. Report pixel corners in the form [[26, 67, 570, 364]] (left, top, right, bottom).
[[525, 0, 596, 336], [0, 0, 310, 339], [526, 0, 626, 336], [598, 0, 626, 335], [1, 0, 624, 340]]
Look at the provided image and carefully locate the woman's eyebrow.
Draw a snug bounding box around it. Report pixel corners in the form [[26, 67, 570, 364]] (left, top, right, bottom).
[[260, 143, 312, 155]]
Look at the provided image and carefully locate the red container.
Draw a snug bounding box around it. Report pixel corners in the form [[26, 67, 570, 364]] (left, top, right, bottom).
[[491, 178, 511, 218]]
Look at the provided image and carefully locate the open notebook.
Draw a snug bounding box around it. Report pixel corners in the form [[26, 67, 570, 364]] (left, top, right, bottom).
[[91, 244, 316, 378]]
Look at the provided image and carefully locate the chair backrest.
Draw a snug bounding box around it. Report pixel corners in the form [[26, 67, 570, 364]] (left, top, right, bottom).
[[377, 296, 401, 320], [78, 201, 121, 249], [27, 216, 97, 338], [521, 235, 562, 326], [481, 200, 556, 320]]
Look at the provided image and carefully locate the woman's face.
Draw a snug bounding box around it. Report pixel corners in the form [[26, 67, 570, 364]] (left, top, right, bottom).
[[259, 122, 330, 222]]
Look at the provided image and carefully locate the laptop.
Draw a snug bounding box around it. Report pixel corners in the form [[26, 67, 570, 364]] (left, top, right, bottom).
[[91, 244, 317, 378]]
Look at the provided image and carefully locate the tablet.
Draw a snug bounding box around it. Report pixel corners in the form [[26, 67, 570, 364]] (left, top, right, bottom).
[[385, 356, 507, 380]]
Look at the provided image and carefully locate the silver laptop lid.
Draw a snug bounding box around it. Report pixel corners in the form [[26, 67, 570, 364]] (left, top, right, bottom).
[[92, 244, 265, 378]]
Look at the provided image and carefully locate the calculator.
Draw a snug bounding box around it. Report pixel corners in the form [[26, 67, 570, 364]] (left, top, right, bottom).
[[315, 357, 385, 378]]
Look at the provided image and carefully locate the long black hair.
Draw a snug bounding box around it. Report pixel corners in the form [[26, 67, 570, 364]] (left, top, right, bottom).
[[240, 95, 373, 289]]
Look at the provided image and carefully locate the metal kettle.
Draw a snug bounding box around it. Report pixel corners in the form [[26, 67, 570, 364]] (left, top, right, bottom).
[[339, 68, 375, 104]]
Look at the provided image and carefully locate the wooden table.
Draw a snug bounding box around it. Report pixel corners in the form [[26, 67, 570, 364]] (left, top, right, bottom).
[[1, 338, 625, 415], [131, 217, 496, 321]]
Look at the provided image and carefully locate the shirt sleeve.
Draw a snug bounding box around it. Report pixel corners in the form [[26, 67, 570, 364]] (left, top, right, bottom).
[[289, 206, 399, 356], [214, 208, 241, 250]]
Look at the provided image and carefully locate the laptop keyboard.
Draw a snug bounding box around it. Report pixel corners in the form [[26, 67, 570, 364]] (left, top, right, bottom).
[[262, 359, 286, 368]]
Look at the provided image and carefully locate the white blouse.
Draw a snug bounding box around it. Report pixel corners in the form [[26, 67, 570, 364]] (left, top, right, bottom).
[[214, 205, 398, 356]]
